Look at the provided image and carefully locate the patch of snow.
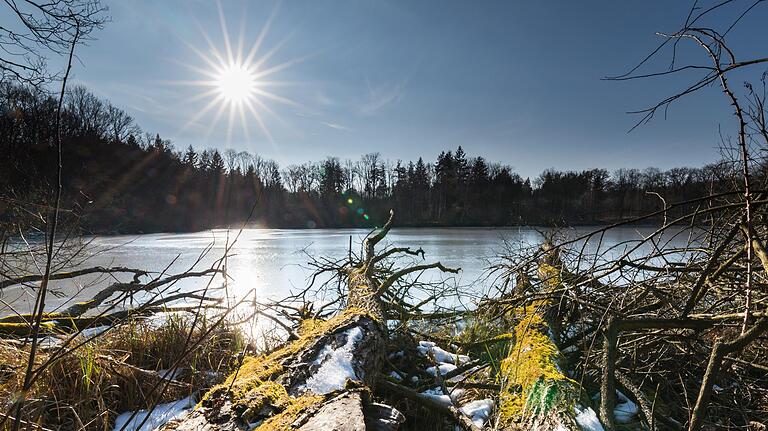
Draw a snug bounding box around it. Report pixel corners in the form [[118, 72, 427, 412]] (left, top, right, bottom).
[[301, 326, 364, 394], [37, 335, 62, 348], [574, 404, 605, 431], [564, 323, 590, 340], [448, 388, 465, 403], [113, 396, 195, 431], [547, 328, 557, 341], [426, 363, 458, 376], [460, 399, 493, 428], [614, 390, 638, 423], [80, 325, 110, 338], [417, 341, 470, 364], [712, 382, 738, 393], [388, 371, 403, 381], [422, 387, 443, 395], [419, 387, 452, 407], [388, 351, 405, 359], [453, 320, 467, 334], [411, 375, 419, 382], [157, 368, 183, 381]]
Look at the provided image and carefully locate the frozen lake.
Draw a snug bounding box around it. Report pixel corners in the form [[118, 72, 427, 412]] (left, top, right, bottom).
[[0, 226, 693, 317]]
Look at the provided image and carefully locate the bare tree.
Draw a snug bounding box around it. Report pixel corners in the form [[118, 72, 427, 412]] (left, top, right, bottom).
[[1, 0, 107, 86], [105, 102, 139, 143]]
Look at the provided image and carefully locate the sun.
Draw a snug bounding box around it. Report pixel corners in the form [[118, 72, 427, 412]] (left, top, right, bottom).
[[174, 4, 305, 144], [215, 63, 258, 104]]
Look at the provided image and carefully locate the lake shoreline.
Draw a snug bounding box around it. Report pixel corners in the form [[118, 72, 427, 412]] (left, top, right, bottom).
[[82, 219, 676, 237]]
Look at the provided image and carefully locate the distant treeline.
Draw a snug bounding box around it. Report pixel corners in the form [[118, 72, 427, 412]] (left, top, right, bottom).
[[0, 83, 746, 233]]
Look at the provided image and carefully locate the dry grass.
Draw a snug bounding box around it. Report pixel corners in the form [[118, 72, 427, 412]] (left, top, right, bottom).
[[0, 313, 249, 431]]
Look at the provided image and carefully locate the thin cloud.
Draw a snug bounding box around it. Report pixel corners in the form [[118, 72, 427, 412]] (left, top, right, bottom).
[[321, 121, 351, 131], [358, 78, 407, 116]]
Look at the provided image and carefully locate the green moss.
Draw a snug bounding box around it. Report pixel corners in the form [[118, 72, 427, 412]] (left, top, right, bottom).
[[498, 301, 579, 425], [200, 308, 377, 429], [0, 321, 57, 336], [495, 258, 592, 427], [255, 393, 325, 431]]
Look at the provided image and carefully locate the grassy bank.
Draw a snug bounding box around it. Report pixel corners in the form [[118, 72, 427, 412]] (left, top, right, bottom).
[[0, 314, 248, 430]]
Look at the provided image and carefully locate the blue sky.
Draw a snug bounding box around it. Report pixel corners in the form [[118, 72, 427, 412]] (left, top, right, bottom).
[[60, 0, 768, 179]]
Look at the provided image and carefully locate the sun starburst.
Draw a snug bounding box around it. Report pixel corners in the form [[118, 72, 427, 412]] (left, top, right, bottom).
[[174, 3, 302, 145]]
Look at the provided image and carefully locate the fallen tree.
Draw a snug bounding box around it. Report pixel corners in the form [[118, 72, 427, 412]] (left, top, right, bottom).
[[166, 211, 461, 431], [495, 249, 599, 431], [0, 268, 224, 337]]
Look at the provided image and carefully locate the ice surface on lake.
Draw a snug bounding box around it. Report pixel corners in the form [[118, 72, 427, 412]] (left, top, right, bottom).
[[449, 388, 465, 403], [302, 326, 363, 394], [113, 396, 195, 431], [157, 368, 183, 381], [79, 325, 110, 338]]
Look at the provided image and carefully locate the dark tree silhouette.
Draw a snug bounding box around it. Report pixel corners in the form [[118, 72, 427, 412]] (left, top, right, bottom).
[[0, 83, 747, 233]]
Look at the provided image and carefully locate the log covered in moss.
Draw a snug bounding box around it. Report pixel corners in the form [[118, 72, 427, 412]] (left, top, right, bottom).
[[165, 211, 459, 431], [495, 250, 602, 431]]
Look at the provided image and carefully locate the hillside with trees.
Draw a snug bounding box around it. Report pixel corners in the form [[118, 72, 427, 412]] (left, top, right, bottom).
[[1, 83, 742, 233]]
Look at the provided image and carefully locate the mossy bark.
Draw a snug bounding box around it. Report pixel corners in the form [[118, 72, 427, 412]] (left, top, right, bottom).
[[495, 252, 595, 431], [166, 217, 400, 431]]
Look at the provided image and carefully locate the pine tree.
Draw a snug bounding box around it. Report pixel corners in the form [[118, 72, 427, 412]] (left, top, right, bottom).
[[210, 150, 225, 174], [183, 145, 198, 168]]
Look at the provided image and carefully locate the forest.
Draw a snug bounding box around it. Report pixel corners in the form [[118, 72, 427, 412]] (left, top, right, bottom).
[[0, 83, 744, 233]]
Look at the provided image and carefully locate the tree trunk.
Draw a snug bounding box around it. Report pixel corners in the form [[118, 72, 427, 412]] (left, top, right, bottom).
[[496, 249, 598, 431], [166, 213, 404, 431]]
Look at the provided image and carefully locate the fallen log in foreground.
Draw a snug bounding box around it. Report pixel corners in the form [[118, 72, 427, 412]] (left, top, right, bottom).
[[168, 310, 390, 430], [165, 211, 457, 431]]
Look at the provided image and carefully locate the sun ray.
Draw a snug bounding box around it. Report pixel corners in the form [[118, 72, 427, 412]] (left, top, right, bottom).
[[197, 23, 229, 69], [251, 87, 297, 107], [164, 79, 220, 88], [170, 2, 301, 145], [178, 35, 225, 75], [203, 99, 230, 141], [246, 94, 280, 122], [226, 101, 238, 144], [171, 60, 224, 81], [243, 98, 274, 144], [250, 35, 291, 73], [235, 21, 245, 66], [181, 94, 226, 134], [238, 102, 251, 142], [217, 1, 235, 65], [177, 88, 221, 106], [243, 2, 280, 66]]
